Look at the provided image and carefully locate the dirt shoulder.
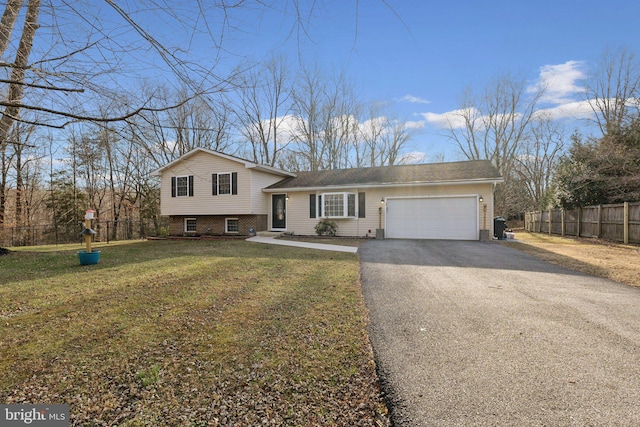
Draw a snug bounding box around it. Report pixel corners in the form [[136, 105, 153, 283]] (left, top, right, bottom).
[[502, 231, 640, 287]]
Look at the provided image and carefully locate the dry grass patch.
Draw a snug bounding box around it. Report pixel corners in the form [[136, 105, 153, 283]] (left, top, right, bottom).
[[503, 231, 640, 287], [0, 240, 388, 426]]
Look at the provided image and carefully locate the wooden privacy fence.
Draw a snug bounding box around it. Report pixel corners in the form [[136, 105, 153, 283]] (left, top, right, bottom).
[[525, 202, 640, 244]]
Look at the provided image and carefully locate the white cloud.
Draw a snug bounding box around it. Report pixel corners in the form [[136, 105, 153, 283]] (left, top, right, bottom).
[[534, 99, 594, 121], [397, 151, 427, 164], [398, 94, 431, 104], [241, 114, 300, 146], [405, 120, 426, 130], [530, 60, 586, 105], [421, 108, 478, 129]]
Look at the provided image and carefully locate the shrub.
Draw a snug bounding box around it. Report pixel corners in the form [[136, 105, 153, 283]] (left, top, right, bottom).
[[315, 219, 337, 236]]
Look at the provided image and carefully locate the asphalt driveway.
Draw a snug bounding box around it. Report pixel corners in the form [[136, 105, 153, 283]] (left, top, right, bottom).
[[359, 239, 640, 426]]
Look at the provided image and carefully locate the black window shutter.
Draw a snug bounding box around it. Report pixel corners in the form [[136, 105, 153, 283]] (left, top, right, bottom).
[[318, 195, 322, 217], [188, 175, 194, 197], [358, 192, 366, 218], [309, 194, 316, 218], [171, 177, 176, 197], [232, 172, 238, 195], [212, 174, 217, 196]]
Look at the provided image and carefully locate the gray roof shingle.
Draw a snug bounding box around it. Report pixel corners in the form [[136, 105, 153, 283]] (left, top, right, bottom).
[[265, 160, 502, 190]]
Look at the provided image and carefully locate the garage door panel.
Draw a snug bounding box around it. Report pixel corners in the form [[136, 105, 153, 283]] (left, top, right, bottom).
[[386, 197, 477, 240]]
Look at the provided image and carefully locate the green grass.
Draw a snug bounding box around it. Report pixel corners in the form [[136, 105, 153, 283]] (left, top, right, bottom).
[[0, 240, 387, 426]]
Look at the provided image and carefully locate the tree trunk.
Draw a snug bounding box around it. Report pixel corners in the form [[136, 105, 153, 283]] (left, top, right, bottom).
[[0, 0, 40, 153], [0, 0, 24, 57]]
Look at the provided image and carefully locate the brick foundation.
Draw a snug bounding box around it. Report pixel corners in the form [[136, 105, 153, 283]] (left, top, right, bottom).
[[169, 215, 267, 236]]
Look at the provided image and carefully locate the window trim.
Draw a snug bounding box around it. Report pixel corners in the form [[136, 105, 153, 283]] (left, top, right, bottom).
[[225, 217, 239, 234], [319, 192, 358, 219], [184, 218, 197, 233], [212, 172, 238, 196], [217, 172, 232, 195], [173, 175, 193, 197]]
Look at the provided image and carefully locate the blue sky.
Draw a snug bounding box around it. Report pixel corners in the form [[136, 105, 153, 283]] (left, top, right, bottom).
[[46, 1, 640, 163], [209, 0, 639, 161]]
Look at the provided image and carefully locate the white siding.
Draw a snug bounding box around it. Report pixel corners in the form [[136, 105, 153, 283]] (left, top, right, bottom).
[[251, 170, 285, 214], [160, 151, 279, 216], [281, 182, 495, 238]]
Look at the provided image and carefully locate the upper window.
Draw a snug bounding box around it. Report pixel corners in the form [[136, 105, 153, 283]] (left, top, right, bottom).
[[176, 176, 189, 197], [171, 175, 193, 197], [212, 172, 238, 196], [320, 192, 357, 218], [218, 173, 231, 195]]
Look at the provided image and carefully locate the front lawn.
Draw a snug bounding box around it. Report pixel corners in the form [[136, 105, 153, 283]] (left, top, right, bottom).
[[0, 240, 388, 426]]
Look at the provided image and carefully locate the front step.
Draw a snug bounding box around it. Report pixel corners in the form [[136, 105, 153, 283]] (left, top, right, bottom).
[[256, 231, 283, 237]]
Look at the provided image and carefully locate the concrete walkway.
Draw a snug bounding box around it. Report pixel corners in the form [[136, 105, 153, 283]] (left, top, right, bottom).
[[246, 236, 358, 253]]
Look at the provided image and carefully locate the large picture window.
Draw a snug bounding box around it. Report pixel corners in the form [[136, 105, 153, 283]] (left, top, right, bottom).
[[320, 192, 357, 218]]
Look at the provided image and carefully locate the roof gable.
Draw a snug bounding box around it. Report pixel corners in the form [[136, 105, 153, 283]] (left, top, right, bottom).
[[151, 148, 295, 177], [265, 160, 502, 190]]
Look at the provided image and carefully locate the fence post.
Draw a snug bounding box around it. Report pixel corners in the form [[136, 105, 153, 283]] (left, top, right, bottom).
[[597, 205, 602, 238], [548, 209, 552, 235], [561, 209, 565, 237], [577, 207, 581, 237], [538, 211, 542, 233], [624, 202, 629, 244], [532, 212, 535, 232]]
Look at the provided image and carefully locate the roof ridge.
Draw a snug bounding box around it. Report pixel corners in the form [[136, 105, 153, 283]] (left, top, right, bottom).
[[265, 159, 502, 190]]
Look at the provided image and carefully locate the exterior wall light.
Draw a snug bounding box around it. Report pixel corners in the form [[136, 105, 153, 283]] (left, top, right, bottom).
[[479, 196, 484, 203]]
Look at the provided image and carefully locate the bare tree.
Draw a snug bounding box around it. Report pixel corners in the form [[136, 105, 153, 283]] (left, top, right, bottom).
[[379, 117, 416, 166], [289, 64, 367, 170], [234, 55, 292, 166], [586, 47, 640, 136], [357, 104, 387, 167], [319, 71, 360, 170], [290, 63, 327, 171], [445, 74, 545, 215], [9, 121, 40, 226], [356, 103, 416, 167], [0, 0, 40, 154], [513, 114, 566, 211], [168, 90, 233, 156], [0, 0, 343, 154]]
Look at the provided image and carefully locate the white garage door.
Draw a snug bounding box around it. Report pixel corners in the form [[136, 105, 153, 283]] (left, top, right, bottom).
[[386, 196, 478, 240]]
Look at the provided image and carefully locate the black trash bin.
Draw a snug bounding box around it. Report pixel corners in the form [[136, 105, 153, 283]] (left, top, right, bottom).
[[494, 217, 507, 239]]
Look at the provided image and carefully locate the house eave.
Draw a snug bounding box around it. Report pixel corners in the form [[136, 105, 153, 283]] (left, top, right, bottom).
[[262, 177, 503, 193]]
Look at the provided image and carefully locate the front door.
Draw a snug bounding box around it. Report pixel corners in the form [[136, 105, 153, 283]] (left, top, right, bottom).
[[272, 194, 287, 229]]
